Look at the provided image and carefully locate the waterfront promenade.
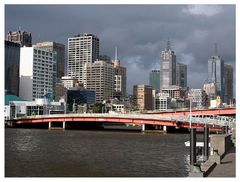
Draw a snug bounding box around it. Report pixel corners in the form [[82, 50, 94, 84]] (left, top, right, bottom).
[[207, 146, 236, 177]]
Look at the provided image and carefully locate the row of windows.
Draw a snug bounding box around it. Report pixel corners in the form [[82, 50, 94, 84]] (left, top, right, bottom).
[[34, 49, 53, 56]]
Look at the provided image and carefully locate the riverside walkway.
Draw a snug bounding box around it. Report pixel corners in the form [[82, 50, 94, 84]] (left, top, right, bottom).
[[207, 146, 236, 177]]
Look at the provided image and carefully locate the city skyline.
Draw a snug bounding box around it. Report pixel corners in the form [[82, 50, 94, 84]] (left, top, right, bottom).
[[5, 4, 236, 96]]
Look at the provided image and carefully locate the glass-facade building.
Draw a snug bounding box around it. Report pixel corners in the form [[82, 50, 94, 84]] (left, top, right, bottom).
[[208, 55, 224, 101], [67, 88, 96, 112], [224, 64, 233, 104], [176, 63, 187, 88], [5, 40, 20, 96], [149, 69, 160, 92]]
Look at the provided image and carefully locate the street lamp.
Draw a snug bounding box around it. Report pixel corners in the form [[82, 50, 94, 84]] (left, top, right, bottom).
[[188, 91, 196, 166], [189, 94, 192, 129]]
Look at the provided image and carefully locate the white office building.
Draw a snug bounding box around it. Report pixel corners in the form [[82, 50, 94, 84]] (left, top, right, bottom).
[[67, 33, 99, 83], [189, 89, 208, 108], [155, 93, 171, 111], [19, 47, 56, 101]]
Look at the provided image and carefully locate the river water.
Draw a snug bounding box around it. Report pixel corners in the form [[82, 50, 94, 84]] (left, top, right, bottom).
[[5, 128, 191, 177]]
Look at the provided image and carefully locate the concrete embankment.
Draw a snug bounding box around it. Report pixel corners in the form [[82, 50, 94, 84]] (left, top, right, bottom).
[[189, 134, 235, 177]]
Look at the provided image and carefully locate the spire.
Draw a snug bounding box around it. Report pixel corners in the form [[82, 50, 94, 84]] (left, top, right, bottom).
[[214, 43, 218, 56], [166, 38, 171, 51], [115, 46, 118, 60]]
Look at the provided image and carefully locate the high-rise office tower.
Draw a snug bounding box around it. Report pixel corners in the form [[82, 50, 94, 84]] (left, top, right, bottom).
[[35, 42, 65, 79], [19, 47, 56, 101], [112, 47, 127, 99], [7, 27, 32, 47], [67, 33, 99, 83], [176, 63, 187, 88], [160, 40, 176, 90], [224, 64, 233, 104], [83, 60, 114, 103], [207, 55, 224, 101], [149, 69, 160, 92], [133, 85, 153, 110], [5, 40, 20, 96]]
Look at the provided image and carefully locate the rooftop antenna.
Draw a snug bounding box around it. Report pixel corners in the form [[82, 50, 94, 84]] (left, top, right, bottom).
[[166, 38, 171, 50], [214, 43, 218, 56], [115, 46, 118, 60]]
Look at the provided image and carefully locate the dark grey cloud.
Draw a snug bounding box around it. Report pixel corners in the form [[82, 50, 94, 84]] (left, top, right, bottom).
[[5, 4, 236, 96]]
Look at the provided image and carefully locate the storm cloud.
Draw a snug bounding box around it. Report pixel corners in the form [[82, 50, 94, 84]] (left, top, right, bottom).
[[5, 4, 236, 95]]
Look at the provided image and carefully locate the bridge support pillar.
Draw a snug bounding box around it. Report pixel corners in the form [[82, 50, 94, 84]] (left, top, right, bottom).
[[163, 125, 167, 133], [63, 121, 66, 129], [141, 124, 145, 132], [190, 128, 196, 165], [203, 127, 209, 161]]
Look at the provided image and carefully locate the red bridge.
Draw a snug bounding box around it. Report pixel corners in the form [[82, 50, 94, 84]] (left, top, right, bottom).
[[146, 107, 236, 116], [10, 109, 236, 132]]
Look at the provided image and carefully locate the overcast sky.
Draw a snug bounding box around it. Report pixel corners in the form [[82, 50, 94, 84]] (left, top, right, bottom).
[[5, 4, 236, 96]]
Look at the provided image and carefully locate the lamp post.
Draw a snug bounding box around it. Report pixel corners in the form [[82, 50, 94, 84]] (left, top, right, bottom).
[[189, 92, 196, 166], [189, 95, 192, 129]]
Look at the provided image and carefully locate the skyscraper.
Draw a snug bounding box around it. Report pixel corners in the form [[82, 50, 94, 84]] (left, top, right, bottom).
[[207, 55, 224, 101], [149, 69, 160, 92], [67, 33, 99, 83], [19, 47, 56, 101], [7, 27, 32, 47], [224, 64, 233, 104], [112, 47, 127, 99], [5, 40, 20, 96], [35, 42, 65, 79], [83, 60, 114, 103], [160, 40, 176, 90], [176, 63, 187, 88]]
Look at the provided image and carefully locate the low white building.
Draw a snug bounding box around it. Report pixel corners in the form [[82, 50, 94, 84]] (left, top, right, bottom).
[[4, 106, 10, 120], [6, 98, 65, 120], [112, 104, 125, 113]]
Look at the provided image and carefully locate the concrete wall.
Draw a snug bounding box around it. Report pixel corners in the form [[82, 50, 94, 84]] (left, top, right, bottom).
[[210, 134, 232, 156]]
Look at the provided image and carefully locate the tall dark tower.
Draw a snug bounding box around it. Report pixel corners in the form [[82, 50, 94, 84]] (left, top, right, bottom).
[[160, 39, 176, 91], [207, 44, 225, 101]]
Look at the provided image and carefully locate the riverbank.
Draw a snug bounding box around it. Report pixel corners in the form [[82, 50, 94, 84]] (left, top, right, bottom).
[[207, 146, 235, 177]]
